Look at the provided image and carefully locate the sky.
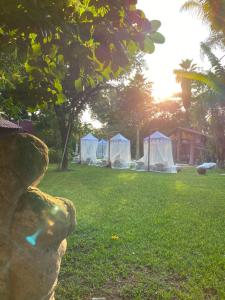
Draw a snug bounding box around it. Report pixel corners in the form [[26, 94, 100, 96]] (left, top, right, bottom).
[[137, 0, 210, 101], [82, 0, 213, 126]]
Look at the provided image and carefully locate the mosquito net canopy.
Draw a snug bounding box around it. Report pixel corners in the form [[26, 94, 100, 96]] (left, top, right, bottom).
[[80, 133, 98, 164], [110, 133, 131, 169], [96, 139, 108, 159], [143, 131, 176, 173]]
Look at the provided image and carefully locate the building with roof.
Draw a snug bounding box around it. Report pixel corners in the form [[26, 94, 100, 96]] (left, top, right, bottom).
[[0, 118, 21, 137], [169, 127, 207, 165]]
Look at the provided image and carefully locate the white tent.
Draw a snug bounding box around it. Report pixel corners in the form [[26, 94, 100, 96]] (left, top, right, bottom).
[[110, 133, 131, 169], [96, 139, 108, 159], [80, 133, 98, 164], [143, 131, 176, 173]]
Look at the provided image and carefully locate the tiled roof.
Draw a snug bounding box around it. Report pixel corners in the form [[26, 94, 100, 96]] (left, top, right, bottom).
[[0, 118, 21, 129], [178, 127, 206, 136], [170, 127, 206, 136]]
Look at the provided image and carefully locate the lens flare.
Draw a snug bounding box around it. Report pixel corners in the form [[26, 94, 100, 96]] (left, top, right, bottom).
[[25, 228, 43, 246], [25, 205, 61, 246]]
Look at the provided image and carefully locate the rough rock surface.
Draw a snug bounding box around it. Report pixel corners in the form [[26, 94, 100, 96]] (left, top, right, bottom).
[[0, 133, 76, 300]]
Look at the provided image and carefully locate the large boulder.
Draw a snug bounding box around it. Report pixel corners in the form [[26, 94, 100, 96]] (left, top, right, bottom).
[[0, 133, 76, 300]]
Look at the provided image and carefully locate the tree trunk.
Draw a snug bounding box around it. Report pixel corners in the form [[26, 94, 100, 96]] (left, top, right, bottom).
[[185, 109, 190, 127], [53, 85, 104, 170], [60, 126, 70, 171], [135, 125, 140, 160], [216, 138, 225, 169], [189, 139, 195, 165], [54, 104, 73, 171], [212, 109, 225, 169], [217, 159, 225, 169]]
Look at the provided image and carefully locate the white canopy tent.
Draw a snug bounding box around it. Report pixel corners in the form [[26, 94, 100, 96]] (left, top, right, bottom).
[[96, 139, 108, 159], [143, 131, 176, 173], [110, 133, 131, 169], [80, 133, 98, 164]]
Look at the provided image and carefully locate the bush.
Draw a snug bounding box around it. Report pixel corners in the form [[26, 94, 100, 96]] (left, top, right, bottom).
[[48, 148, 62, 164], [197, 167, 207, 175]]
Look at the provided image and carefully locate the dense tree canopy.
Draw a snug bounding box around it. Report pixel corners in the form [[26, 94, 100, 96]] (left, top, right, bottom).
[[0, 0, 165, 108], [0, 0, 165, 170]]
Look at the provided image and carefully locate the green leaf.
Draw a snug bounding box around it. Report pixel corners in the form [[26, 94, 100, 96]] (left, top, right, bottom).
[[74, 78, 83, 92], [56, 93, 65, 105], [97, 75, 103, 82], [143, 37, 155, 54], [150, 20, 161, 32], [57, 54, 64, 64], [25, 62, 35, 72], [32, 42, 41, 56], [54, 78, 62, 92], [150, 32, 165, 44], [88, 76, 96, 88], [174, 70, 219, 91], [101, 65, 111, 80], [127, 40, 138, 55], [113, 66, 123, 78], [47, 87, 57, 95], [29, 33, 37, 41]]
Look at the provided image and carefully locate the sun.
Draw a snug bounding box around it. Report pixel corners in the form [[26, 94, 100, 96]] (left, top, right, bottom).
[[137, 0, 210, 102]]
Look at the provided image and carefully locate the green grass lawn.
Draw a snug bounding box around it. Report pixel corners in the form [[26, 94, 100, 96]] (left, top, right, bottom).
[[39, 165, 225, 300]]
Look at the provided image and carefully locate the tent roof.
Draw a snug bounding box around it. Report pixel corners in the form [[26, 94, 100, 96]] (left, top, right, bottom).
[[111, 133, 129, 142], [0, 118, 21, 129], [98, 139, 108, 144], [144, 131, 170, 141], [81, 133, 98, 141]]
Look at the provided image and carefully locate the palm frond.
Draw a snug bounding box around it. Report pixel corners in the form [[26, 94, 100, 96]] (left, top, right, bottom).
[[174, 70, 224, 93], [180, 1, 201, 12], [180, 0, 206, 20], [205, 32, 225, 49], [181, 0, 225, 31], [201, 42, 225, 79], [178, 59, 197, 71]]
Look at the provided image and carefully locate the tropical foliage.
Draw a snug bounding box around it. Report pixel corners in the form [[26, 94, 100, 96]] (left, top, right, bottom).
[[91, 72, 154, 158], [181, 0, 225, 39], [174, 59, 197, 123], [175, 43, 225, 167], [0, 0, 165, 107], [0, 0, 165, 170], [172, 1, 225, 167]]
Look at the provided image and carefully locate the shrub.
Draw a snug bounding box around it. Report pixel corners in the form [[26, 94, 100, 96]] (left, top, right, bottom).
[[197, 167, 207, 175], [48, 148, 62, 164]]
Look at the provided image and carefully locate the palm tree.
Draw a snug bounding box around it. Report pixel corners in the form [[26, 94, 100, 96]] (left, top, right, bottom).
[[175, 46, 225, 167], [174, 59, 197, 123], [180, 1, 225, 166], [179, 59, 197, 72], [181, 1, 225, 49], [120, 72, 153, 159], [181, 1, 225, 33]]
